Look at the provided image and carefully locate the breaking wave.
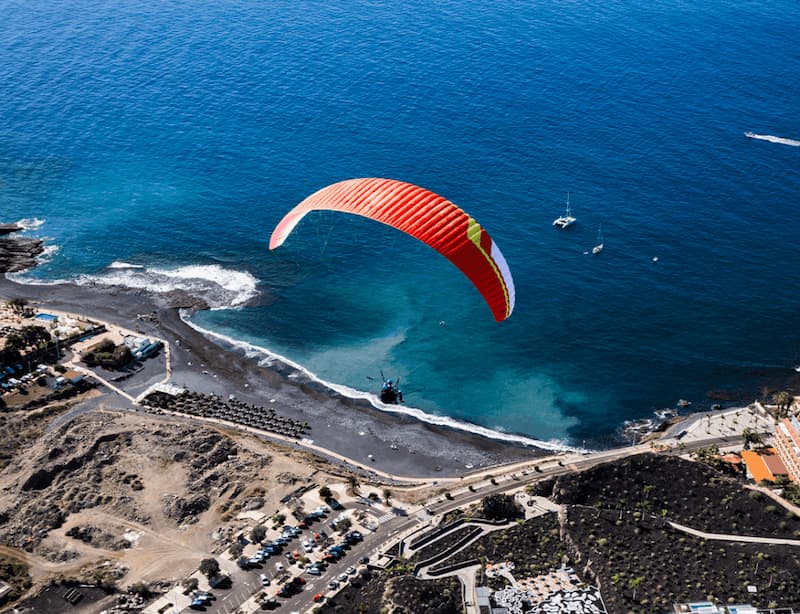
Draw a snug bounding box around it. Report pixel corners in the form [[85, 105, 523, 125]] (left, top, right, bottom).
[[14, 218, 45, 231], [75, 263, 259, 309], [107, 261, 145, 269], [180, 312, 578, 453], [744, 132, 800, 147], [5, 245, 61, 282]]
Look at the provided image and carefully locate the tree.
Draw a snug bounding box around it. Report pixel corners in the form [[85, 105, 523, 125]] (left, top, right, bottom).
[[7, 298, 27, 313], [182, 577, 199, 593], [199, 557, 220, 579], [383, 489, 393, 506], [480, 494, 523, 521], [346, 476, 361, 496], [334, 517, 352, 533], [19, 325, 50, 348], [3, 332, 25, 352], [129, 581, 151, 597], [742, 428, 763, 450], [774, 391, 792, 419], [228, 541, 244, 557], [318, 485, 332, 499], [251, 525, 266, 544]]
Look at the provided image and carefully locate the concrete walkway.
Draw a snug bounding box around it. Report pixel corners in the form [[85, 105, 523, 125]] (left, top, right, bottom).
[[668, 521, 800, 546]]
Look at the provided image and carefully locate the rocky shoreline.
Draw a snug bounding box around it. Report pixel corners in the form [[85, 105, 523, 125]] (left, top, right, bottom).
[[0, 225, 45, 274], [0, 222, 543, 480]]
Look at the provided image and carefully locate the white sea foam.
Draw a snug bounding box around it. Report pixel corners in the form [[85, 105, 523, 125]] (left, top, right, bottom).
[[5, 244, 61, 282], [74, 263, 259, 309], [180, 312, 578, 453], [37, 244, 60, 264], [15, 217, 45, 231], [744, 132, 800, 147], [107, 261, 145, 269]]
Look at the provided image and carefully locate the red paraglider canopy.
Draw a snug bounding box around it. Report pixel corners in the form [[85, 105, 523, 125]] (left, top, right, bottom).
[[269, 178, 515, 321]]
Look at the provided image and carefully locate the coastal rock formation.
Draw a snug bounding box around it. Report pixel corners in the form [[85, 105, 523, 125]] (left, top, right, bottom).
[[0, 224, 44, 273]]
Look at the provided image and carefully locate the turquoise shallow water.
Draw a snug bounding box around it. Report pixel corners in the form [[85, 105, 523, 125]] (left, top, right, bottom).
[[3, 0, 800, 448]]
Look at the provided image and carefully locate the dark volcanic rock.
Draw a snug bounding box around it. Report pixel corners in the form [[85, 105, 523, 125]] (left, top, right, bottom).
[[163, 493, 210, 523], [0, 226, 45, 273], [0, 224, 23, 236]]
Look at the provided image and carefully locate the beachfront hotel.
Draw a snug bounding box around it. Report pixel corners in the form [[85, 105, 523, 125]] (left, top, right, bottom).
[[774, 414, 800, 482]]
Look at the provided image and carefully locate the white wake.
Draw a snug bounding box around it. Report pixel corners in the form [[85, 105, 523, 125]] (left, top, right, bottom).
[[744, 132, 800, 147]]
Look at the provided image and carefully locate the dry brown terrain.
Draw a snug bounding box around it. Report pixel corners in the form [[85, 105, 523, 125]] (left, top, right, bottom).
[[0, 404, 341, 601]]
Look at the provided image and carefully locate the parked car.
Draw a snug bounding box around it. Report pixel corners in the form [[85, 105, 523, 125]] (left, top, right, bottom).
[[260, 573, 271, 586], [275, 562, 285, 571], [306, 567, 321, 576], [327, 580, 339, 590]]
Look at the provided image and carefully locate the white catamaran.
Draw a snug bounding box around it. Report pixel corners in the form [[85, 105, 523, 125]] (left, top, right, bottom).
[[553, 193, 576, 228]]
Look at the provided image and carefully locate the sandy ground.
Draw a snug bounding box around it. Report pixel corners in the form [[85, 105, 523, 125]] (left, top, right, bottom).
[[0, 407, 346, 597], [0, 277, 542, 480]]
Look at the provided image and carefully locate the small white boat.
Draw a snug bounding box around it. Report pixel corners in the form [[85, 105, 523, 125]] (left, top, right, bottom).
[[592, 225, 603, 254], [553, 193, 576, 229]]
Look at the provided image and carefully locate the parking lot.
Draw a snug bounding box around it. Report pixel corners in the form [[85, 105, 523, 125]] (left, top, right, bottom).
[[185, 500, 373, 613]]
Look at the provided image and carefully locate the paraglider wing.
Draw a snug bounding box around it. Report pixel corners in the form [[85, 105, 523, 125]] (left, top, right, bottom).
[[269, 178, 515, 321]]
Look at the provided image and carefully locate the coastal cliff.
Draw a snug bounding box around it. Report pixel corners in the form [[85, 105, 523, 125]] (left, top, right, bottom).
[[0, 224, 44, 273]]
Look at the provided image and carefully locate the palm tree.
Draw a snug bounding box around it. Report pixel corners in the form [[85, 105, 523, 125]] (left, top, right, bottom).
[[7, 298, 27, 313], [383, 488, 393, 506], [742, 428, 763, 450], [774, 391, 792, 419], [346, 475, 361, 496]]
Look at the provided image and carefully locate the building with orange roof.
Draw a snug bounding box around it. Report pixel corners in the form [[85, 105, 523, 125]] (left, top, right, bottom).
[[740, 449, 789, 483], [774, 415, 800, 481]]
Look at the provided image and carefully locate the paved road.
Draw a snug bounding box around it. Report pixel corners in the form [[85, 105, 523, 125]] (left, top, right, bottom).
[[183, 433, 745, 613]]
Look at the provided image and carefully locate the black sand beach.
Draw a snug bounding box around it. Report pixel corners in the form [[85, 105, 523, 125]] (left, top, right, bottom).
[[0, 277, 543, 479]]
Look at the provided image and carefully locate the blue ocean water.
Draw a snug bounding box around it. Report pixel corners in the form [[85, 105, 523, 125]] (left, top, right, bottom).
[[2, 0, 800, 449]]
